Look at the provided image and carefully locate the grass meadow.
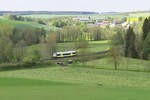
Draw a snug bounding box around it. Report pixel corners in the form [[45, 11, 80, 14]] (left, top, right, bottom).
[[0, 66, 150, 100], [22, 12, 150, 19], [0, 18, 57, 33], [56, 40, 109, 53], [0, 38, 150, 100]]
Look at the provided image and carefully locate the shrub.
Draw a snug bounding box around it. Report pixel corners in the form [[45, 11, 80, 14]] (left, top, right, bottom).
[[23, 46, 42, 65]]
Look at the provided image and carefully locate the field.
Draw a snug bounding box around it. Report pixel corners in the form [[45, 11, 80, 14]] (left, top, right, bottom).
[[56, 40, 109, 52], [0, 66, 150, 100], [22, 12, 150, 19], [128, 12, 150, 17], [0, 12, 150, 99], [22, 14, 102, 19], [87, 57, 150, 71], [0, 40, 150, 100], [0, 18, 57, 33]]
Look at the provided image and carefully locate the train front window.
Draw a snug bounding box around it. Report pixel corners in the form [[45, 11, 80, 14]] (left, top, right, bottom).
[[57, 54, 61, 56]]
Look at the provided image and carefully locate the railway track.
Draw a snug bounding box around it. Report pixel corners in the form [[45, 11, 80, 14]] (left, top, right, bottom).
[[41, 49, 110, 62], [43, 46, 125, 62]]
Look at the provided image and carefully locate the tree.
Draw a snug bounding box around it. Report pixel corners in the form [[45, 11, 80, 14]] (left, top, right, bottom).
[[37, 20, 46, 25], [0, 24, 14, 63], [112, 27, 125, 46], [109, 46, 121, 70], [138, 17, 143, 22], [13, 40, 26, 62], [51, 20, 67, 28], [3, 14, 17, 20], [142, 18, 149, 41], [109, 31, 123, 70], [143, 32, 150, 59], [75, 39, 90, 65], [88, 27, 102, 41], [0, 36, 14, 63], [125, 27, 138, 58], [23, 46, 42, 65], [46, 33, 57, 56], [142, 17, 150, 59]]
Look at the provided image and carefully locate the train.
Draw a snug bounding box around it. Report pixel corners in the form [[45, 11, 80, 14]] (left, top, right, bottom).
[[53, 51, 77, 58]]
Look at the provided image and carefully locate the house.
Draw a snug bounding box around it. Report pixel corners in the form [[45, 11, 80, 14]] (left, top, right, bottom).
[[95, 21, 111, 28], [87, 23, 98, 26], [114, 21, 124, 26], [95, 18, 104, 23], [73, 17, 90, 22]]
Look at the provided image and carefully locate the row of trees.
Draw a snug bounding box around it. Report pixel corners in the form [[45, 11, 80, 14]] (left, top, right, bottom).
[[0, 24, 46, 63], [54, 26, 105, 42], [3, 14, 47, 25], [124, 17, 150, 59], [110, 17, 150, 70], [142, 17, 150, 59]]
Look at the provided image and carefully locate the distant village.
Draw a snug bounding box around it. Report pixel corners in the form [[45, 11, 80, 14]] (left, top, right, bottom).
[[72, 17, 144, 28]]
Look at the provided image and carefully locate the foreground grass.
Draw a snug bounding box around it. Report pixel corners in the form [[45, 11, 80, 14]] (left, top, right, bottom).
[[0, 66, 150, 100], [0, 65, 150, 88], [0, 39, 150, 100], [0, 77, 150, 100]]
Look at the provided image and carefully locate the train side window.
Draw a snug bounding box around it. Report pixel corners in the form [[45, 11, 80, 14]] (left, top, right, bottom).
[[63, 53, 71, 56], [72, 52, 77, 54]]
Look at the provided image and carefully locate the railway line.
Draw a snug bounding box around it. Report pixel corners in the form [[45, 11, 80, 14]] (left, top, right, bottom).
[[41, 49, 110, 62]]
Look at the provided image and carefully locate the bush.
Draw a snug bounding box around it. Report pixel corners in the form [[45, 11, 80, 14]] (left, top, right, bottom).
[[23, 46, 42, 65]]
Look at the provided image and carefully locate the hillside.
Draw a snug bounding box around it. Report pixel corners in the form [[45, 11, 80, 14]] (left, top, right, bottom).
[[0, 65, 150, 100], [0, 18, 57, 33]]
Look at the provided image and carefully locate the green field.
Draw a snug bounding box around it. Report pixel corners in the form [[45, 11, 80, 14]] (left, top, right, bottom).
[[88, 57, 150, 71], [0, 65, 150, 100], [128, 12, 150, 17], [56, 40, 109, 53], [0, 18, 57, 33], [22, 12, 150, 19], [22, 14, 102, 19], [0, 40, 150, 100], [1, 11, 150, 100], [0, 37, 149, 100]]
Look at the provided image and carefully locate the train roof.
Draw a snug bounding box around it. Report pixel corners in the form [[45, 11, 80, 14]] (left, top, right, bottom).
[[56, 51, 76, 54]]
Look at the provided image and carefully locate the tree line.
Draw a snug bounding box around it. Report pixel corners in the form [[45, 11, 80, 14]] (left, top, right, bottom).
[[110, 17, 150, 70], [3, 14, 47, 25], [124, 17, 150, 59], [53, 26, 106, 42], [0, 24, 46, 63]]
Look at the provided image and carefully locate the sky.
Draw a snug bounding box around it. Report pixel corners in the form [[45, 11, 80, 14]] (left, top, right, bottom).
[[0, 0, 150, 12]]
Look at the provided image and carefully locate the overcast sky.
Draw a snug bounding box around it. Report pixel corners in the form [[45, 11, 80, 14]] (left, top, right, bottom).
[[0, 0, 150, 12]]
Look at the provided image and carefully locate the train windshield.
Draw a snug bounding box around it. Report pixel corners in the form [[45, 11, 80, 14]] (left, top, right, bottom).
[[57, 53, 61, 56]]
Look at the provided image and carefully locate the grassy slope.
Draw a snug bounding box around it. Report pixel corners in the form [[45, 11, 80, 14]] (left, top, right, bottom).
[[0, 40, 150, 100], [0, 66, 150, 100], [0, 18, 57, 33]]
